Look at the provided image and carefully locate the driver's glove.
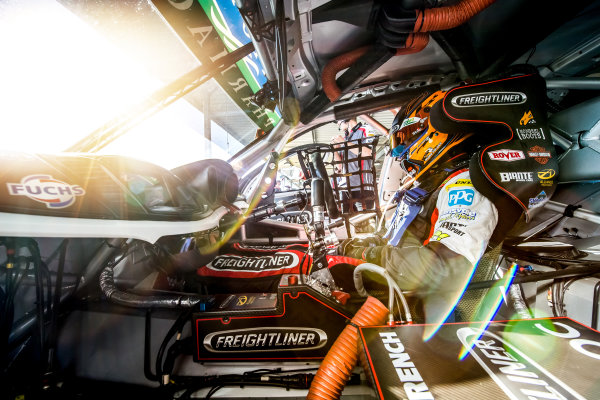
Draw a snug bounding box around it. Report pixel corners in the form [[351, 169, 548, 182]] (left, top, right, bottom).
[[337, 236, 386, 262]]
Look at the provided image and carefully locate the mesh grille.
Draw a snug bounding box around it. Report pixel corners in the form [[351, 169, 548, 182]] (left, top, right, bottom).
[[455, 242, 502, 321]]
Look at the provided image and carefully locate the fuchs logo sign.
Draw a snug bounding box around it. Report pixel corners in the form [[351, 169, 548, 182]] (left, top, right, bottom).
[[487, 149, 526, 162], [7, 175, 85, 208], [451, 91, 527, 107], [203, 327, 327, 353], [457, 327, 585, 400], [207, 252, 299, 272]]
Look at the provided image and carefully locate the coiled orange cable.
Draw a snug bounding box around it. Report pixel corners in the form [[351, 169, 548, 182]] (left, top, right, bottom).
[[307, 296, 389, 400], [416, 0, 496, 32]]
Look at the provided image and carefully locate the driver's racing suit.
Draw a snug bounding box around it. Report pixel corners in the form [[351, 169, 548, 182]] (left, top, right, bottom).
[[341, 169, 499, 319]]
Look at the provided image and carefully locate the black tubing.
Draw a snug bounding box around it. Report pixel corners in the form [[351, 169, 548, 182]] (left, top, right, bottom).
[[592, 281, 600, 330], [144, 310, 158, 382], [99, 264, 201, 309], [309, 152, 340, 219]]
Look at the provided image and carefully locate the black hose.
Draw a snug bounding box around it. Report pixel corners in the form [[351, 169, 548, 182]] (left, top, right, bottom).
[[592, 281, 600, 330], [47, 240, 68, 371], [275, 0, 287, 110], [41, 262, 52, 320], [162, 337, 193, 380], [144, 310, 158, 382], [99, 262, 201, 309], [156, 310, 193, 385], [29, 241, 46, 371], [176, 373, 317, 399]]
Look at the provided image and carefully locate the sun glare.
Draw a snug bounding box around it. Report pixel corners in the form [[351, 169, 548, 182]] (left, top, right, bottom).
[[0, 0, 165, 153]]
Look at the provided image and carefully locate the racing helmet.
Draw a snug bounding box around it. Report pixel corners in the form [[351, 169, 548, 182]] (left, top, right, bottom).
[[389, 90, 473, 177]]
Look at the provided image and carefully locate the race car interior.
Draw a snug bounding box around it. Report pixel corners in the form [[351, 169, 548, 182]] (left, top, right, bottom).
[[2, 0, 600, 399]]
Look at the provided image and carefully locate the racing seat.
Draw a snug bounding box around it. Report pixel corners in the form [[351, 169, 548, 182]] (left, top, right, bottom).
[[431, 73, 559, 321]]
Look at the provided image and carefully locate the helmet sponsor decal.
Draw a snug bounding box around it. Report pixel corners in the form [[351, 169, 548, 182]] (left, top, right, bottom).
[[6, 175, 85, 208], [528, 146, 552, 164], [499, 172, 533, 182], [450, 91, 527, 107], [487, 149, 526, 162], [528, 191, 547, 209], [399, 116, 423, 130], [516, 127, 545, 140], [519, 110, 536, 125], [448, 188, 474, 207], [203, 327, 327, 353]]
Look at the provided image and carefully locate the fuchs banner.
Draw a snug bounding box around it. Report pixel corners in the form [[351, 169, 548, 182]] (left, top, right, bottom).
[[151, 0, 279, 132], [359, 318, 600, 400]]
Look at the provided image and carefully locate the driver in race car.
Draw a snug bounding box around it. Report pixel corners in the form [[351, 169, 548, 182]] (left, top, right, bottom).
[[337, 89, 528, 322]]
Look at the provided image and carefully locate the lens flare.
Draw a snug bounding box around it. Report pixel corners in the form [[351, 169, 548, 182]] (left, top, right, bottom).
[[457, 263, 518, 360], [422, 254, 482, 341], [203, 126, 297, 255]]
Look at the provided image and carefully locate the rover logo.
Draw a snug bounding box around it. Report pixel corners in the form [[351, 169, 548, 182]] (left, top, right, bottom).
[[7, 175, 85, 208], [457, 327, 585, 400], [487, 149, 526, 162], [451, 92, 527, 107], [203, 327, 327, 353]]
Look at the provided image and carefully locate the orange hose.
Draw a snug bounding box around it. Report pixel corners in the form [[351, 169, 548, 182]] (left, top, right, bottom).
[[322, 46, 371, 102], [395, 32, 429, 56], [307, 296, 389, 400], [321, 0, 495, 102], [415, 0, 496, 32], [322, 33, 429, 103]]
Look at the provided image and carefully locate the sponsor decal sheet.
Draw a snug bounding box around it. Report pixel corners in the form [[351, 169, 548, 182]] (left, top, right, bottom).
[[359, 317, 600, 399]]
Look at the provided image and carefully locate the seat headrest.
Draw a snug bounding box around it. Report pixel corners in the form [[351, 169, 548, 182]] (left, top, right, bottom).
[[441, 74, 558, 222]]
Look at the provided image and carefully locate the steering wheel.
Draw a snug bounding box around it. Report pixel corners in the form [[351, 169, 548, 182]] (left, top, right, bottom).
[[285, 143, 340, 220]]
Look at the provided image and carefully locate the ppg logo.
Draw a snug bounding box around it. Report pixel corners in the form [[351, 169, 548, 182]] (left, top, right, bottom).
[[448, 188, 474, 207]]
